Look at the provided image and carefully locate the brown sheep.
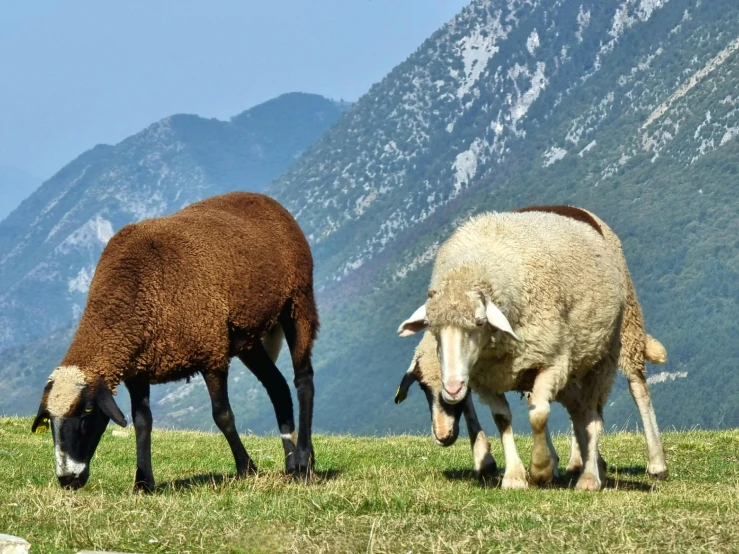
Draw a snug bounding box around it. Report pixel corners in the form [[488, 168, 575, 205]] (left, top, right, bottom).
[[396, 205, 668, 482], [31, 192, 319, 491]]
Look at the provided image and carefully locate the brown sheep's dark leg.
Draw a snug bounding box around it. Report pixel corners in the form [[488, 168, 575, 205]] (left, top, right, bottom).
[[281, 314, 315, 481], [127, 380, 155, 493], [202, 370, 257, 477], [238, 345, 297, 474]]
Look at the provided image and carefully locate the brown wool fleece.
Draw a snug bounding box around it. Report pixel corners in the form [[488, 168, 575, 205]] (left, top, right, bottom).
[[59, 192, 318, 391]]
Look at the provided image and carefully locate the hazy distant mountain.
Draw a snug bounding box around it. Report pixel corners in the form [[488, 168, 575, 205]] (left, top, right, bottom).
[[0, 166, 41, 221], [0, 93, 347, 351]]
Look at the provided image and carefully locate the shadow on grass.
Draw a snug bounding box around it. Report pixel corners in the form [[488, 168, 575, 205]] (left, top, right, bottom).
[[442, 466, 656, 492], [158, 468, 342, 492]]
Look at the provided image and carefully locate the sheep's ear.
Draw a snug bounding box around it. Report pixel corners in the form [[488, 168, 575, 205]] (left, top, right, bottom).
[[96, 380, 127, 428], [31, 381, 53, 434], [395, 369, 419, 404], [484, 301, 521, 342], [398, 305, 428, 337]]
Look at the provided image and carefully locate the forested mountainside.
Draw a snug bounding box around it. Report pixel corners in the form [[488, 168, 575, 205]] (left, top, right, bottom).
[[2, 0, 737, 437]]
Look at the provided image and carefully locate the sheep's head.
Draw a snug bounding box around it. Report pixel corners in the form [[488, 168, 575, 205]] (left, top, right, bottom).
[[394, 333, 464, 446], [31, 366, 126, 490], [398, 271, 520, 404]]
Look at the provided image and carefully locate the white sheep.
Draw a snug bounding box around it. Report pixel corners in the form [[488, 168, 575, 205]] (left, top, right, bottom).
[[396, 205, 669, 480], [398, 210, 626, 491]]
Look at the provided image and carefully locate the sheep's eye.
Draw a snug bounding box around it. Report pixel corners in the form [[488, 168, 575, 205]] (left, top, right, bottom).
[[84, 406, 94, 414], [475, 318, 486, 327]]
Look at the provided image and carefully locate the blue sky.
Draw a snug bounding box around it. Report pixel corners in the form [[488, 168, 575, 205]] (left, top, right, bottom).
[[1, 0, 470, 179]]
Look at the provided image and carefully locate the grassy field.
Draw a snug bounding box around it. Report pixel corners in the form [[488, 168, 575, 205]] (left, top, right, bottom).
[[1, 417, 738, 553]]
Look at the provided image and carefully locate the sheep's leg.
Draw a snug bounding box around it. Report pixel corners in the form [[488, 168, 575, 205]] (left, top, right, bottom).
[[544, 423, 560, 479], [569, 406, 604, 491], [528, 365, 567, 487], [238, 345, 297, 474], [482, 393, 528, 490], [461, 395, 496, 476], [626, 373, 668, 480], [282, 313, 315, 480], [127, 380, 155, 493], [526, 393, 559, 478], [567, 426, 584, 473], [202, 370, 257, 477]]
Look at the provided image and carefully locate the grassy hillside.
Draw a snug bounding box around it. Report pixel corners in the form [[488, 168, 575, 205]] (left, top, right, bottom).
[[1, 417, 737, 553]]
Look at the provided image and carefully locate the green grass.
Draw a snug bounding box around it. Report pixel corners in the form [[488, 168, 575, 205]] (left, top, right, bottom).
[[1, 418, 738, 553]]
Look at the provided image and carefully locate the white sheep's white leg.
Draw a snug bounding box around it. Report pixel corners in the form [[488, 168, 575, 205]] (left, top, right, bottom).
[[528, 365, 567, 487], [485, 393, 527, 490], [627, 374, 668, 479], [462, 396, 496, 476], [567, 427, 583, 473], [571, 407, 604, 491], [544, 423, 560, 479], [527, 392, 559, 478]]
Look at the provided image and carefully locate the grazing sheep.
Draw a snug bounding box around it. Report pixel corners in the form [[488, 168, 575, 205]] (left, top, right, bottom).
[[398, 210, 626, 491], [396, 205, 669, 480], [31, 192, 319, 491]]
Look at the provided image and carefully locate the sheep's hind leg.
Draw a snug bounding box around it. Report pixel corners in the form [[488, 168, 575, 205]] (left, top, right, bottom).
[[627, 373, 668, 480], [281, 311, 316, 481], [567, 428, 583, 474], [127, 380, 155, 493], [462, 395, 496, 477], [238, 345, 297, 475], [203, 370, 258, 477]]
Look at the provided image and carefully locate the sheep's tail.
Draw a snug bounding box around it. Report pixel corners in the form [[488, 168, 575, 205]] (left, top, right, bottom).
[[644, 334, 667, 365]]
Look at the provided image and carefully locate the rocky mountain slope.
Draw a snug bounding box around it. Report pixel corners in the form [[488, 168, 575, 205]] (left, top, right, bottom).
[[2, 0, 738, 437]]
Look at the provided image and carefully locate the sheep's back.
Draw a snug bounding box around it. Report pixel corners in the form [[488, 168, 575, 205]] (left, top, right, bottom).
[[65, 192, 313, 381], [432, 211, 626, 377]]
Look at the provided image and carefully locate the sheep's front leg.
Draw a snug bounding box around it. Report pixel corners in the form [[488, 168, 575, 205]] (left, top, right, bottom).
[[461, 395, 496, 477], [526, 393, 559, 478], [203, 370, 257, 477], [127, 380, 155, 493], [483, 393, 528, 490], [528, 366, 567, 487]]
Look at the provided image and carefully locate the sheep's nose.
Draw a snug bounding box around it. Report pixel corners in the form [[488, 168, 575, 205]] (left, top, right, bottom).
[[444, 381, 464, 397]]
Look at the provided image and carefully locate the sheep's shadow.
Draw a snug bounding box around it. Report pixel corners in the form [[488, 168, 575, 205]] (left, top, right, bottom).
[[442, 466, 655, 492], [157, 468, 342, 492]]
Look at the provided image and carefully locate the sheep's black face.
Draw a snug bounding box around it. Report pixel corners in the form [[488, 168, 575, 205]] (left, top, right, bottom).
[[50, 399, 111, 490], [32, 376, 127, 490]]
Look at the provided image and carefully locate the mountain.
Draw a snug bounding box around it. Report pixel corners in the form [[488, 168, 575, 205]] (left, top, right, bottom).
[[3, 0, 739, 438], [264, 0, 739, 435], [0, 166, 41, 221], [0, 93, 347, 352]]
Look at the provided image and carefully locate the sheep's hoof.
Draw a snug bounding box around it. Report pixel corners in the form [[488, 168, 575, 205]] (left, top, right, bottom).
[[133, 479, 155, 494], [290, 448, 314, 483], [529, 461, 555, 487], [575, 471, 601, 491], [476, 456, 498, 479], [647, 462, 668, 481], [501, 474, 528, 490], [237, 461, 259, 478]]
